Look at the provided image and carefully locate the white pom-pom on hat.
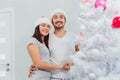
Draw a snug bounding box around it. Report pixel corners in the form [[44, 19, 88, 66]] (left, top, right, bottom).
[[34, 16, 52, 28], [51, 9, 67, 19]]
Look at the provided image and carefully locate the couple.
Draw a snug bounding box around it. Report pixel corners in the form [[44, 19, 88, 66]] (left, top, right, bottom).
[[27, 9, 80, 80]]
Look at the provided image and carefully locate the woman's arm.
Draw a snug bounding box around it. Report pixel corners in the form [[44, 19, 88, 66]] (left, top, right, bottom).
[[27, 44, 63, 71]]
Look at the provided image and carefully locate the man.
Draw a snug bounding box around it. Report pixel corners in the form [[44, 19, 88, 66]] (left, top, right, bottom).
[[29, 9, 80, 80]]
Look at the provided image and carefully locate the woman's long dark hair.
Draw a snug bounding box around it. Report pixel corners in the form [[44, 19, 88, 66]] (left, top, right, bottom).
[[32, 25, 49, 48]]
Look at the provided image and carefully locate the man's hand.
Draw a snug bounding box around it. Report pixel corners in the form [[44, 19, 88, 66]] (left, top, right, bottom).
[[75, 44, 80, 52], [63, 62, 74, 71], [28, 64, 37, 78]]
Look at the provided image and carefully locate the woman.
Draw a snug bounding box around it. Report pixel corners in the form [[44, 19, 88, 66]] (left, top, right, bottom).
[[27, 17, 63, 80]]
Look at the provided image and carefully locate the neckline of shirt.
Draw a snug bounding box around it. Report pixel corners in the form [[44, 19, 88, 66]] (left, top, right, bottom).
[[53, 31, 67, 40]]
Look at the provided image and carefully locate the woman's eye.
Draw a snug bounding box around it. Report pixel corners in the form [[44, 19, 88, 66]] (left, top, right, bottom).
[[47, 25, 51, 28], [41, 24, 45, 27]]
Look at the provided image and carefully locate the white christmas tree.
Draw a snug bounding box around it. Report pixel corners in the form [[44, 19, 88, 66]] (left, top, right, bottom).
[[70, 0, 120, 80]]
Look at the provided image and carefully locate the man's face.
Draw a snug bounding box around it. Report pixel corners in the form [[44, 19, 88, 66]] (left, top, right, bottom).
[[52, 13, 66, 29]]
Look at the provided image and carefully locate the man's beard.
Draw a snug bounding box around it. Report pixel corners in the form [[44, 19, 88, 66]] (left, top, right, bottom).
[[54, 25, 64, 30]]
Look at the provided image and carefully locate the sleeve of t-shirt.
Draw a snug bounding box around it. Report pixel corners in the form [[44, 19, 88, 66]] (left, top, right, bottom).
[[27, 37, 39, 47], [75, 35, 79, 45], [72, 33, 79, 45]]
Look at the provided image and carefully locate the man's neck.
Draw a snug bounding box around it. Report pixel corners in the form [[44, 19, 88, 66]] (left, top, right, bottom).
[[54, 28, 67, 38]]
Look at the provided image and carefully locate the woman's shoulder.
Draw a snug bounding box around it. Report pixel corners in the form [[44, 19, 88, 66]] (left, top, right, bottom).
[[29, 37, 38, 43], [27, 37, 42, 46]]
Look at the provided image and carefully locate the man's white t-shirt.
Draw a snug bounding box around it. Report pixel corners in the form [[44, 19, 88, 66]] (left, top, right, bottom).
[[49, 32, 77, 78]]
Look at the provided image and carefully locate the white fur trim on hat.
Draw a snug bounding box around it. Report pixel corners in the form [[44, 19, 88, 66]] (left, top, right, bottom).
[[34, 17, 52, 28], [51, 9, 67, 19]]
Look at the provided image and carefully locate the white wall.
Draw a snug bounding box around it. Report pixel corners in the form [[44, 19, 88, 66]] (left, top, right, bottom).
[[0, 0, 80, 80]]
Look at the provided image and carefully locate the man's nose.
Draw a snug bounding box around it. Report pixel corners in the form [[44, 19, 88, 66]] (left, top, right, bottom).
[[57, 17, 62, 20]]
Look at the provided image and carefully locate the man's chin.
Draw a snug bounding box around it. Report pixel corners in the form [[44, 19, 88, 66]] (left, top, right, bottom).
[[55, 26, 63, 29]]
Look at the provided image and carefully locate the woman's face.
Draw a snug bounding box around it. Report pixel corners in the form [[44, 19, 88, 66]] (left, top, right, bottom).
[[39, 23, 51, 36]]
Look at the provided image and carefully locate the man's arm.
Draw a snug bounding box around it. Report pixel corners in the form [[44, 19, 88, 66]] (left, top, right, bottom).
[[28, 63, 72, 78]]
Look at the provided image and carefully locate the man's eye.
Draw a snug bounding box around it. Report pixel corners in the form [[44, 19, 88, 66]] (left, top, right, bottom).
[[53, 16, 57, 19], [60, 16, 64, 19]]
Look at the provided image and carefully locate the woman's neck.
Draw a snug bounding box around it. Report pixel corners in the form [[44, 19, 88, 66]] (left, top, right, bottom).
[[41, 36, 45, 43]]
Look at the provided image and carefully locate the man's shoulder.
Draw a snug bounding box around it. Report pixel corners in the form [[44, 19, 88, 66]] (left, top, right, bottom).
[[49, 32, 54, 37], [67, 32, 76, 37]]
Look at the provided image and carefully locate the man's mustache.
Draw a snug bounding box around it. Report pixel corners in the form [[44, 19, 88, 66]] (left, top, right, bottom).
[[55, 21, 63, 24]]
